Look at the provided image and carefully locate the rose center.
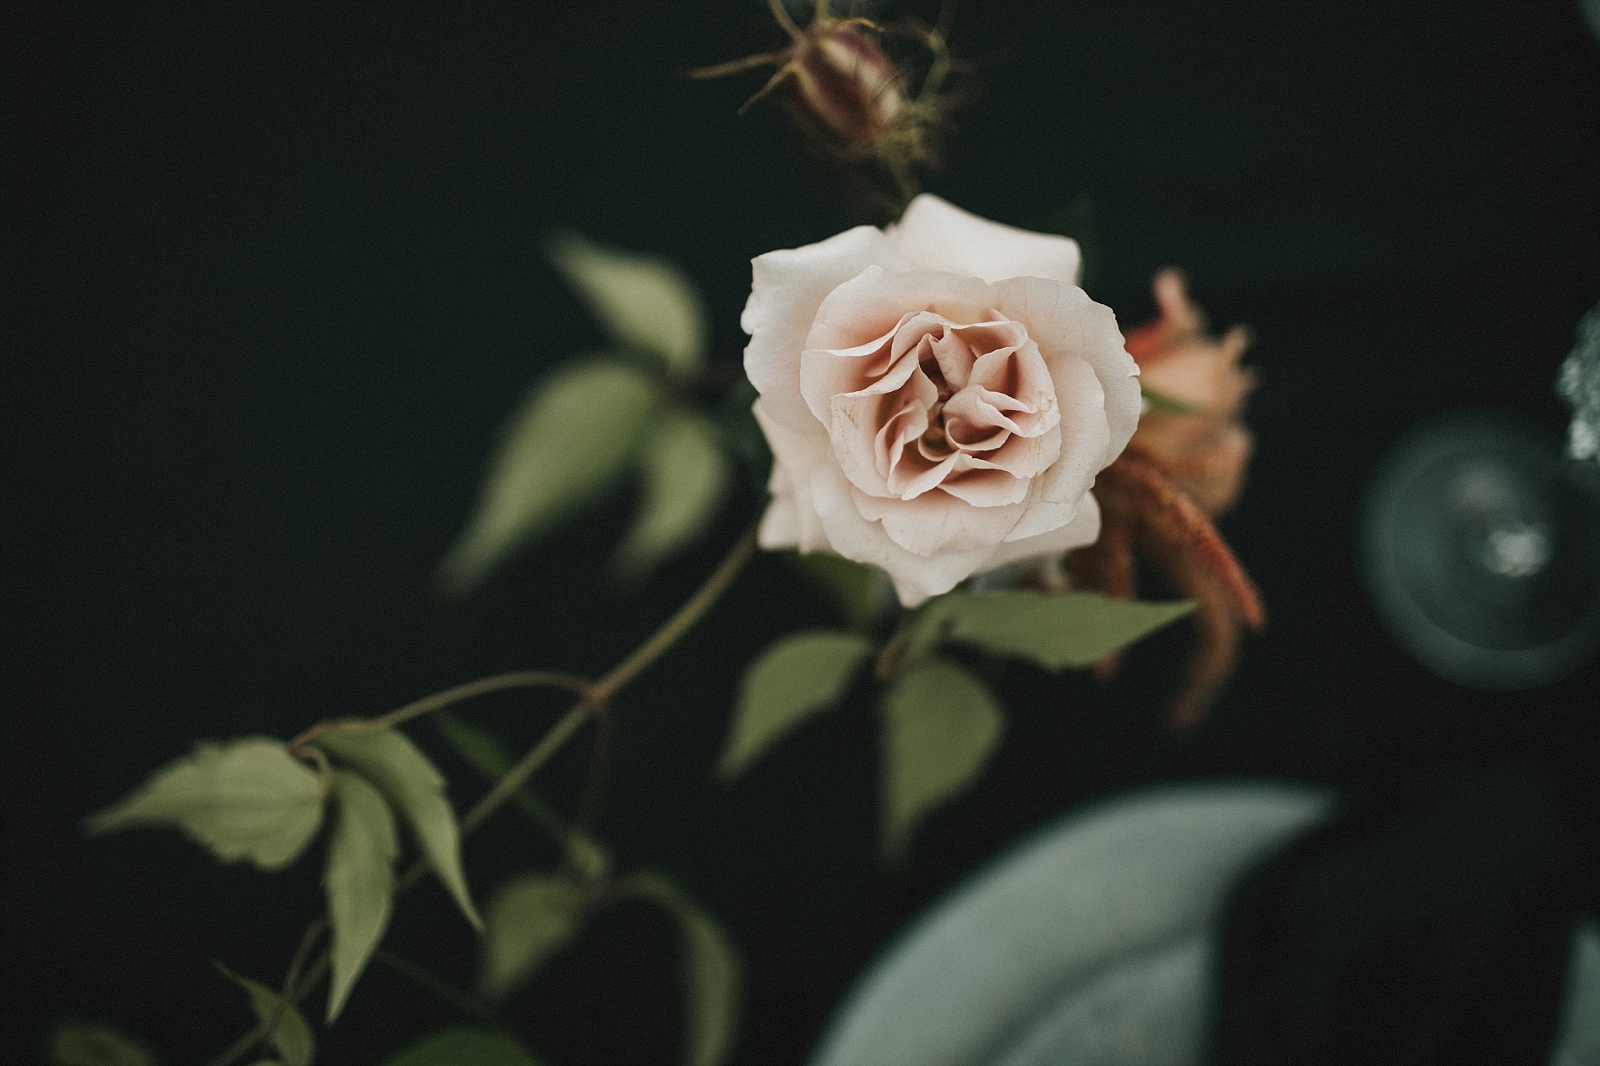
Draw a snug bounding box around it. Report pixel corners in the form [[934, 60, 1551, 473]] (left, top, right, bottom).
[[918, 398, 955, 459]]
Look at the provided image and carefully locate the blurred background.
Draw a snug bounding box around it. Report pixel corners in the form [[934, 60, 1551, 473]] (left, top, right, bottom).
[[4, 2, 1597, 1063]]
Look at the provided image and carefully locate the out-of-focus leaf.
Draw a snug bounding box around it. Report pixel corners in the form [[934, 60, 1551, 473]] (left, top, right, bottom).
[[317, 729, 480, 930], [610, 412, 730, 585], [784, 551, 887, 633], [879, 659, 1005, 863], [478, 873, 585, 1001], [84, 738, 324, 872], [912, 590, 1197, 671], [627, 873, 743, 1066], [1140, 384, 1201, 415], [381, 1027, 542, 1066], [323, 770, 397, 1022], [215, 964, 316, 1066], [710, 377, 771, 491], [716, 631, 874, 781], [49, 1021, 159, 1066], [434, 359, 658, 597], [546, 231, 706, 373]]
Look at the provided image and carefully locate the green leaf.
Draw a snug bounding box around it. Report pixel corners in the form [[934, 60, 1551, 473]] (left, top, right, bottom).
[[879, 659, 1006, 863], [317, 729, 481, 930], [1141, 383, 1202, 415], [626, 874, 743, 1066], [546, 230, 706, 373], [715, 631, 875, 781], [677, 905, 742, 1066], [84, 737, 324, 872], [323, 770, 398, 1022], [912, 590, 1197, 671], [478, 873, 586, 1001], [381, 1027, 542, 1066], [49, 1021, 159, 1066], [435, 358, 659, 596], [610, 412, 731, 585], [430, 711, 611, 879], [784, 551, 886, 632], [215, 964, 316, 1066]]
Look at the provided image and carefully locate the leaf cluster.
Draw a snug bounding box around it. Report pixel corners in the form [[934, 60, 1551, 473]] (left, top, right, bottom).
[[718, 580, 1196, 862], [435, 232, 747, 597]]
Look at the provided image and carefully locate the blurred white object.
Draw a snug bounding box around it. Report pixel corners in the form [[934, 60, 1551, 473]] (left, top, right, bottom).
[[1359, 410, 1600, 689], [809, 783, 1332, 1066], [808, 783, 1600, 1066], [1558, 302, 1600, 463]]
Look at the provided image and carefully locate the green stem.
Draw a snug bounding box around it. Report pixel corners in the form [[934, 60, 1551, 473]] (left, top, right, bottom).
[[373, 948, 496, 1022], [209, 526, 757, 1066], [589, 527, 756, 704]]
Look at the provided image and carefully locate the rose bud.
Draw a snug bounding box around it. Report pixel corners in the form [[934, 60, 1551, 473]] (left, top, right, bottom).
[[692, 0, 949, 189], [1122, 268, 1256, 517], [744, 195, 1140, 607]]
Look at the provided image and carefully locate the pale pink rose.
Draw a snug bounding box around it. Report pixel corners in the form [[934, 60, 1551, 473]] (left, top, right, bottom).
[[1122, 269, 1256, 517], [744, 195, 1142, 606]]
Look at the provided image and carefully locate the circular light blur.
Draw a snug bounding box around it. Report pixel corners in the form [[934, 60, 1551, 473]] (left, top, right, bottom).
[[1359, 410, 1600, 688]]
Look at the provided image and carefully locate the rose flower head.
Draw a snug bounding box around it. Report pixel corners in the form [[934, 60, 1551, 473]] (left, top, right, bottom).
[[1123, 268, 1256, 517], [745, 195, 1141, 606]]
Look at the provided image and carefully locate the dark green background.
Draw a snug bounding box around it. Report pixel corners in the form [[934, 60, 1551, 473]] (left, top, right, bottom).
[[5, 3, 1598, 1063]]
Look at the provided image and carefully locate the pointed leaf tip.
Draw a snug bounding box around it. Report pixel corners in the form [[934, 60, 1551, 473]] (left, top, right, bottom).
[[323, 770, 398, 1022], [381, 1027, 542, 1066], [913, 590, 1197, 671], [626, 874, 743, 1066], [879, 659, 1005, 864], [546, 230, 707, 373], [716, 630, 874, 781], [84, 737, 325, 872], [49, 1021, 160, 1066], [478, 873, 585, 1001], [610, 412, 731, 586], [435, 358, 659, 597], [215, 963, 316, 1066], [316, 729, 481, 930]]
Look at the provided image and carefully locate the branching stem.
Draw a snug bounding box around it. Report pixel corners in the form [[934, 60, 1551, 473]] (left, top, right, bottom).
[[208, 527, 758, 1066]]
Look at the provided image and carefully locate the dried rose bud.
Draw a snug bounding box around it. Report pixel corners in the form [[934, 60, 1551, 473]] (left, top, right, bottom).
[[1123, 269, 1257, 517], [786, 21, 907, 146], [692, 0, 953, 201]]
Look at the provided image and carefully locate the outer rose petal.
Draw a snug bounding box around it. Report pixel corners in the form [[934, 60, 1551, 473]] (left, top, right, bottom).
[[992, 276, 1141, 463], [984, 490, 1101, 568], [753, 400, 832, 553], [810, 459, 996, 606], [743, 226, 913, 431], [887, 194, 1083, 287]]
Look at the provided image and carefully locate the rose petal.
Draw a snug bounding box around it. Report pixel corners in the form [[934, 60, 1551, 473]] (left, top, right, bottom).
[[981, 490, 1101, 569], [993, 276, 1141, 463], [803, 269, 999, 352], [744, 226, 912, 431], [757, 485, 801, 549], [851, 483, 1028, 557], [937, 461, 1032, 507], [997, 355, 1110, 543], [810, 462, 995, 606], [888, 194, 1082, 287], [753, 399, 832, 553]]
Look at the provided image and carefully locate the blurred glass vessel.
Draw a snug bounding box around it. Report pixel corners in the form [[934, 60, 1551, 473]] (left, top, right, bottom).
[[1359, 406, 1600, 689]]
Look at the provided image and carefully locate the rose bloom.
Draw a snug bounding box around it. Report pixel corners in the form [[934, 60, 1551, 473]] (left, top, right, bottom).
[[1122, 268, 1255, 517], [744, 195, 1141, 606]]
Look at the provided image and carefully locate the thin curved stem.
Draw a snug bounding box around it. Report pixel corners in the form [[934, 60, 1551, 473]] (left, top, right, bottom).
[[373, 948, 495, 1022], [591, 527, 756, 703], [289, 670, 595, 753], [209, 526, 758, 1066]]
